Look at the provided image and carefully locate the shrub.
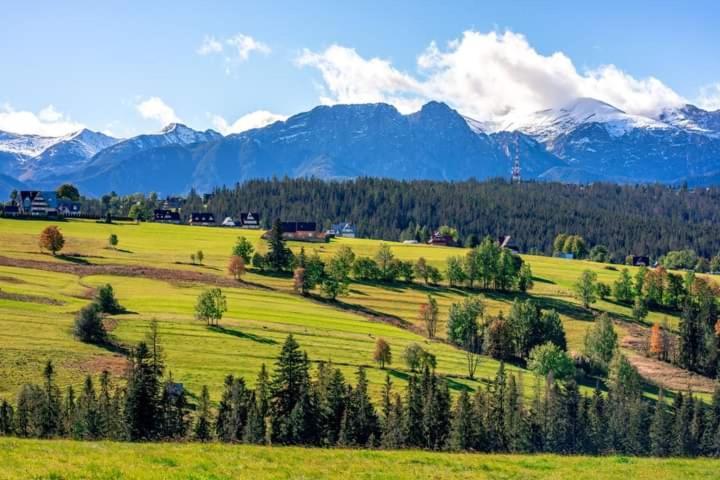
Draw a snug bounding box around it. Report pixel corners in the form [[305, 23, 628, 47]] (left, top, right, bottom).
[[227, 255, 245, 281], [95, 284, 122, 314], [73, 304, 106, 344], [528, 342, 575, 380]]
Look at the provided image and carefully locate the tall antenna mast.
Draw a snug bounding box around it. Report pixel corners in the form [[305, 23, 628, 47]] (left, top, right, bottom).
[[511, 138, 521, 183]]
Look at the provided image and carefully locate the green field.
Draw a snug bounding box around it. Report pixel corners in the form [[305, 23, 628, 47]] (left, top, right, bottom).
[[0, 217, 690, 403], [0, 437, 717, 480]]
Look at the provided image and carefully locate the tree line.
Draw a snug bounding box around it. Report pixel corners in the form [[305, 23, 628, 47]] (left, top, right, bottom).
[[3, 331, 720, 457], [75, 178, 720, 260]]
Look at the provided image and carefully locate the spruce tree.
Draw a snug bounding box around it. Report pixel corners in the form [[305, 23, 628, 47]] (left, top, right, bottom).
[[40, 360, 61, 437], [650, 389, 672, 456], [266, 218, 292, 271], [193, 385, 213, 441], [271, 335, 311, 443], [124, 342, 161, 440], [448, 390, 475, 451]]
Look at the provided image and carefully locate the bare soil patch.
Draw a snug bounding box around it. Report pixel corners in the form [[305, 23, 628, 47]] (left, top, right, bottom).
[[620, 320, 716, 393], [0, 289, 65, 305], [66, 355, 129, 378], [0, 255, 248, 289]]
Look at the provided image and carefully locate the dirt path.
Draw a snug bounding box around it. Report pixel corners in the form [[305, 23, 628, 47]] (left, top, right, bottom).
[[0, 255, 250, 289], [620, 321, 717, 394]]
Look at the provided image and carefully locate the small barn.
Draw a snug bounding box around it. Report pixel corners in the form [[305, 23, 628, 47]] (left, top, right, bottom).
[[631, 256, 650, 267], [428, 231, 454, 246], [153, 209, 181, 224], [190, 212, 216, 226], [329, 222, 357, 238], [240, 212, 261, 228]]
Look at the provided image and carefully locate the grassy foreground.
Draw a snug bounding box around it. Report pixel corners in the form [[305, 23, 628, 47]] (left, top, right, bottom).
[[0, 438, 716, 480]]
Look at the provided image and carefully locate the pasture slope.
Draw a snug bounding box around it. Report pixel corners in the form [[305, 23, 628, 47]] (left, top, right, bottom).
[[0, 217, 700, 402], [0, 437, 717, 480]]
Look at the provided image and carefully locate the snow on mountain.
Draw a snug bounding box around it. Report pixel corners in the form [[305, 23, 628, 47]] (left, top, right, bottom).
[[658, 104, 720, 137], [159, 123, 222, 145], [0, 131, 60, 159], [494, 97, 670, 143]]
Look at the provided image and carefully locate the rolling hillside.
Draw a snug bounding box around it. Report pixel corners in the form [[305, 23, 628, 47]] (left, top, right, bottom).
[[0, 217, 702, 403]]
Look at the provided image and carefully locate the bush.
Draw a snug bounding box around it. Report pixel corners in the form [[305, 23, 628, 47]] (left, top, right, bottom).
[[95, 284, 122, 314], [74, 304, 106, 344], [528, 342, 575, 380]]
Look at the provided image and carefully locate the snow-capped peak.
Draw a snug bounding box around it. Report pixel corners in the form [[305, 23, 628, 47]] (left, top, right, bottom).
[[493, 97, 670, 143], [159, 123, 221, 145]]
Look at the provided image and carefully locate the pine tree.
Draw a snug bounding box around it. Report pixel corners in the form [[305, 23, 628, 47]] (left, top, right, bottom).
[[40, 360, 61, 438], [124, 342, 161, 440], [193, 385, 213, 441], [243, 392, 265, 444], [271, 335, 311, 444], [650, 389, 672, 456], [673, 393, 693, 456], [0, 400, 13, 436], [266, 218, 292, 271], [75, 376, 101, 440], [448, 389, 475, 451], [403, 375, 424, 448]]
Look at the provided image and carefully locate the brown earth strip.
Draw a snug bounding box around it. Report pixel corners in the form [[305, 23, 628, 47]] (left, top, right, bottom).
[[0, 255, 250, 289], [0, 289, 65, 305], [620, 320, 717, 394]]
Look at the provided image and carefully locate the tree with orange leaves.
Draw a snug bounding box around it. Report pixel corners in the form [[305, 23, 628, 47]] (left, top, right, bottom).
[[227, 255, 245, 281], [39, 225, 64, 256], [649, 322, 663, 358]]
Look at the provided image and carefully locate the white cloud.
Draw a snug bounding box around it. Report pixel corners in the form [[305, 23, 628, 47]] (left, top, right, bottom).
[[225, 33, 270, 61], [0, 103, 84, 136], [211, 110, 287, 134], [697, 83, 720, 111], [197, 35, 223, 55], [197, 33, 270, 75], [297, 30, 687, 121], [136, 97, 181, 126]]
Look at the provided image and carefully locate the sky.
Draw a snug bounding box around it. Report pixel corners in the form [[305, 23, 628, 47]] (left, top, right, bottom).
[[1, 0, 720, 138]]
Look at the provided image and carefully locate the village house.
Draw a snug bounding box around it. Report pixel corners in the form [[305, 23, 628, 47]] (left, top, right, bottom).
[[328, 222, 357, 238], [266, 221, 327, 242], [18, 191, 58, 216], [499, 235, 520, 254], [630, 255, 650, 267], [428, 231, 455, 246], [190, 212, 216, 226], [1, 204, 19, 217], [153, 209, 181, 224], [240, 212, 261, 228]]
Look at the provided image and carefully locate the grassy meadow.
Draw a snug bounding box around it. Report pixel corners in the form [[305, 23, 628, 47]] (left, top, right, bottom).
[[0, 217, 687, 403], [0, 437, 717, 480]]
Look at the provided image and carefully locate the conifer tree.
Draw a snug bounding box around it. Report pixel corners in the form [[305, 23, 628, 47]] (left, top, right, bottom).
[[193, 385, 212, 441], [40, 360, 61, 438], [271, 335, 311, 444], [448, 390, 475, 451], [124, 342, 161, 440]]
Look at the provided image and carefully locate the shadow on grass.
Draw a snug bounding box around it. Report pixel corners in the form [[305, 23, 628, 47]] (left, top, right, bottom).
[[56, 254, 92, 265], [208, 326, 278, 344], [309, 294, 411, 329], [174, 262, 221, 272]]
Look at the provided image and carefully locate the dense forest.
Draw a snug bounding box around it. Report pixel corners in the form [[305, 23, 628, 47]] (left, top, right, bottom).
[[80, 178, 720, 260]]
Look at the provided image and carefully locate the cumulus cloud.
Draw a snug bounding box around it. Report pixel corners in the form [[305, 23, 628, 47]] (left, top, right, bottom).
[[225, 33, 270, 61], [297, 30, 687, 121], [0, 103, 84, 136], [136, 97, 181, 126], [211, 110, 287, 134], [697, 83, 720, 111], [197, 33, 270, 75], [196, 35, 223, 55]]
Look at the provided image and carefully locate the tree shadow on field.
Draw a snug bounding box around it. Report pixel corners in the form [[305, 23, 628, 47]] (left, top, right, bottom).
[[208, 326, 277, 344], [483, 290, 597, 322], [57, 254, 92, 265]]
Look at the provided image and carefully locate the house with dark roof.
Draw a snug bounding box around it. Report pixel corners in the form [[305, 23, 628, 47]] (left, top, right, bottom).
[[1, 204, 19, 217], [329, 222, 357, 238], [240, 212, 261, 228], [630, 255, 650, 267], [154, 209, 181, 224], [58, 201, 81, 217], [428, 231, 454, 246], [499, 235, 520, 254], [190, 212, 216, 226], [18, 191, 59, 216]]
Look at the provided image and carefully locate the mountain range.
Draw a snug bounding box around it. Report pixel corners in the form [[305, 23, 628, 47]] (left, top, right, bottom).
[[1, 97, 719, 198]]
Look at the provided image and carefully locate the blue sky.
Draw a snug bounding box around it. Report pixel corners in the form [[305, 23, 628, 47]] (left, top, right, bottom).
[[1, 0, 719, 137]]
